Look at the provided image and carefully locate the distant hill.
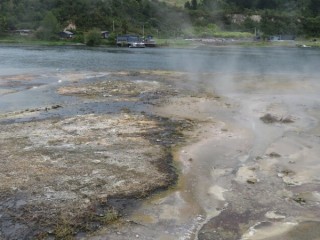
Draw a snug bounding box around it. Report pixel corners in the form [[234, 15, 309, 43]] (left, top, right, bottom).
[[0, 0, 319, 40]]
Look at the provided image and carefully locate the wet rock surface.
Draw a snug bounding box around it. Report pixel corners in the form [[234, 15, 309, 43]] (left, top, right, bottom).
[[198, 208, 261, 240]]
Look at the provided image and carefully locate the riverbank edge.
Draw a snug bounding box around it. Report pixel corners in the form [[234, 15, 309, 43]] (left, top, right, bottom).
[[1, 38, 319, 49]]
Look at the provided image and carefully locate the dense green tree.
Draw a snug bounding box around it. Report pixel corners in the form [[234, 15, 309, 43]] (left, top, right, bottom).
[[85, 28, 101, 46], [303, 17, 320, 36], [121, 19, 128, 34], [0, 15, 7, 33], [184, 1, 192, 9], [191, 0, 198, 9], [36, 11, 59, 40], [308, 0, 320, 17], [226, 0, 254, 9], [260, 11, 301, 36], [256, 0, 277, 9], [185, 0, 198, 10]]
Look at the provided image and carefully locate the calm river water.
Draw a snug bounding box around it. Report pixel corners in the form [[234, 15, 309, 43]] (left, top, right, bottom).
[[1, 45, 320, 75]]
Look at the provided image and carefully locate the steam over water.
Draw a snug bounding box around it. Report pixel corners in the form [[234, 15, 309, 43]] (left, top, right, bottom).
[[1, 45, 319, 113]]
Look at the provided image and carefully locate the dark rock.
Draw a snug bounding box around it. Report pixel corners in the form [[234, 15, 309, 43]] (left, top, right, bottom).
[[268, 152, 281, 158]]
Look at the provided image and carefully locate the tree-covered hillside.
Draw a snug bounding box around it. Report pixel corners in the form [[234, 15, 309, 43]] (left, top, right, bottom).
[[0, 0, 190, 39], [0, 0, 319, 40], [183, 0, 320, 37]]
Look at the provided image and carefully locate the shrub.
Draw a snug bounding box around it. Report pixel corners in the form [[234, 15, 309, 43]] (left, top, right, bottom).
[[72, 32, 85, 44], [85, 28, 101, 46], [107, 32, 117, 45]]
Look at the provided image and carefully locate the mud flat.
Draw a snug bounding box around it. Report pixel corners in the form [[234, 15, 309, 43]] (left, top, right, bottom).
[[0, 71, 195, 239]]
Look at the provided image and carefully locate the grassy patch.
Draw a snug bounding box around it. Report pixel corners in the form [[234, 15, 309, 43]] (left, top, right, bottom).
[[96, 208, 119, 224], [212, 31, 253, 38], [0, 36, 81, 46], [54, 221, 74, 240], [155, 38, 195, 48]]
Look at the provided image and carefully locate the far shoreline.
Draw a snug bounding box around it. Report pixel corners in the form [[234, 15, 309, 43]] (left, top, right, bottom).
[[1, 37, 320, 49]]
